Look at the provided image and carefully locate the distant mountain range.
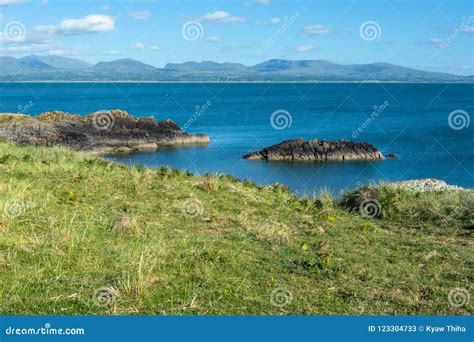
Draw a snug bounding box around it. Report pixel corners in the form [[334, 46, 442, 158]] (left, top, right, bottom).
[[1, 55, 472, 82]]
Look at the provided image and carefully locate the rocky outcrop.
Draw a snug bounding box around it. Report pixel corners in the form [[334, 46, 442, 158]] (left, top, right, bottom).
[[243, 138, 384, 161], [394, 179, 467, 192], [0, 110, 210, 154]]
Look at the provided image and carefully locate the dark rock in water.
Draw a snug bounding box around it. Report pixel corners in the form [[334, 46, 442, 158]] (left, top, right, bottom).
[[0, 110, 210, 154], [386, 153, 398, 159], [243, 138, 384, 161]]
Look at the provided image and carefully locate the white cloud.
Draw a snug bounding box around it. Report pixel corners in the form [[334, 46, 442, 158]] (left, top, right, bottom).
[[299, 24, 331, 36], [255, 18, 281, 25], [205, 35, 222, 43], [0, 32, 78, 55], [218, 43, 254, 52], [102, 49, 122, 55], [243, 0, 270, 7], [437, 24, 474, 34], [253, 51, 269, 59], [0, 29, 39, 44], [427, 38, 443, 44], [130, 42, 145, 49], [100, 5, 111, 10], [418, 38, 444, 48], [34, 25, 55, 34], [34, 14, 116, 35], [460, 25, 474, 33], [128, 11, 151, 21], [48, 48, 80, 56], [0, 0, 28, 6], [199, 11, 245, 24], [0, 42, 53, 53], [48, 49, 65, 55], [129, 42, 159, 50], [293, 44, 314, 53]]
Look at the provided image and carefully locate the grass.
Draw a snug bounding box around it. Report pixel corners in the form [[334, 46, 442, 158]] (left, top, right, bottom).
[[0, 142, 472, 315]]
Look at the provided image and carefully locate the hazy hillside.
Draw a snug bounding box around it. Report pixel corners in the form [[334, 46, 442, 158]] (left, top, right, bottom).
[[20, 55, 92, 70], [93, 58, 156, 73], [0, 55, 471, 82]]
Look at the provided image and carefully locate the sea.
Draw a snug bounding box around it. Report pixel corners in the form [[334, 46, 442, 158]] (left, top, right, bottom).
[[1, 82, 473, 195]]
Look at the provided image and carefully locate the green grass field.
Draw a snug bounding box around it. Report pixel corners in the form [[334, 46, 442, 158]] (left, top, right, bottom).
[[0, 142, 472, 315]]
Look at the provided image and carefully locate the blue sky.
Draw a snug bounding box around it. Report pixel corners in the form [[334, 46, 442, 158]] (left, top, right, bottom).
[[0, 0, 473, 75]]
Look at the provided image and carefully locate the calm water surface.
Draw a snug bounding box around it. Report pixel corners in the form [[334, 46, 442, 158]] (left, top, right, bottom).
[[1, 82, 472, 195]]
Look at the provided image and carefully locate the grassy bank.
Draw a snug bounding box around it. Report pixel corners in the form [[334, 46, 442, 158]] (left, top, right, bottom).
[[0, 142, 472, 315]]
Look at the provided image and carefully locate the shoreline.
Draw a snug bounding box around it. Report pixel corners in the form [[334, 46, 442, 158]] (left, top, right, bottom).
[[1, 80, 474, 84]]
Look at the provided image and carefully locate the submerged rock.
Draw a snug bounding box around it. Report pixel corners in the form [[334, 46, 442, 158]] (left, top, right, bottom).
[[0, 110, 210, 154], [243, 138, 385, 161]]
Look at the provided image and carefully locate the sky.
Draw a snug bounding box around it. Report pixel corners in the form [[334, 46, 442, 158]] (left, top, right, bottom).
[[0, 0, 473, 75]]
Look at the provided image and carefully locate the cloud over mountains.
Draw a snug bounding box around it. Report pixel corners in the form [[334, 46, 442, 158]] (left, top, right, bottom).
[[34, 14, 116, 35]]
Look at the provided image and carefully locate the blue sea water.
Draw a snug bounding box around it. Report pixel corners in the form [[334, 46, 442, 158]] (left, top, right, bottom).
[[1, 82, 473, 195]]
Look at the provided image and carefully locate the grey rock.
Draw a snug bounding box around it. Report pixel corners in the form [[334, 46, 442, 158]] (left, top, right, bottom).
[[0, 110, 210, 154], [394, 179, 467, 192], [243, 138, 385, 161]]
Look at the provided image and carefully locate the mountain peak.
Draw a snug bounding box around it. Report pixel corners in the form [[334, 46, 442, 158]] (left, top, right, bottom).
[[93, 58, 156, 72], [0, 56, 470, 82], [20, 55, 92, 70]]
